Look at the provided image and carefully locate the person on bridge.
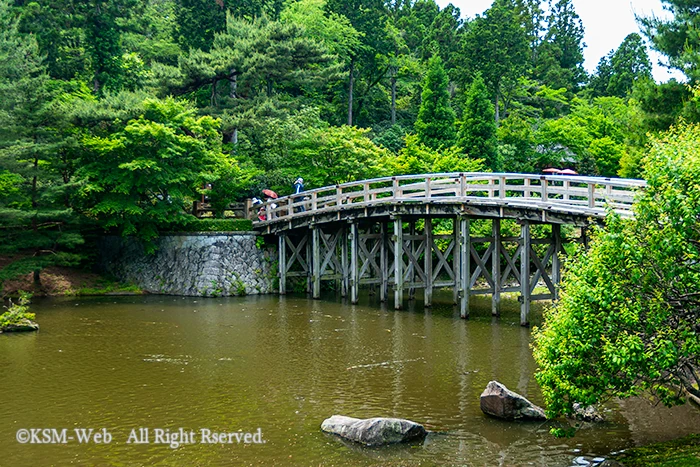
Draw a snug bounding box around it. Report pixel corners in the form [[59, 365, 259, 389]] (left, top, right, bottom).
[[293, 177, 305, 212]]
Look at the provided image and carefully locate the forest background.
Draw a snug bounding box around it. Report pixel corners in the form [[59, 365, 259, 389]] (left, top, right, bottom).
[[1, 0, 699, 283]]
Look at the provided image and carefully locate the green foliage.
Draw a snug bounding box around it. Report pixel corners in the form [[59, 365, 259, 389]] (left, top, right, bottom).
[[415, 55, 456, 149], [533, 123, 700, 419], [77, 97, 232, 250], [0, 0, 85, 284], [640, 0, 700, 83], [459, 75, 500, 170], [463, 0, 529, 123], [170, 218, 253, 232], [380, 134, 485, 175], [590, 33, 652, 98], [0, 291, 35, 328], [611, 434, 700, 467]]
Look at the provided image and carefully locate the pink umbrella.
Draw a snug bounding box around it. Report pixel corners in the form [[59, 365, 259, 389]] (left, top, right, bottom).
[[558, 169, 578, 175], [262, 189, 278, 199], [542, 168, 561, 174]]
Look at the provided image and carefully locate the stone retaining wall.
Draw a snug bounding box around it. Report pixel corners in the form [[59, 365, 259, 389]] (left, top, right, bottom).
[[98, 233, 277, 296]]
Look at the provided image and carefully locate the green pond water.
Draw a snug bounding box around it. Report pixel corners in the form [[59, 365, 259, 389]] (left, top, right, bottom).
[[1, 293, 699, 466]]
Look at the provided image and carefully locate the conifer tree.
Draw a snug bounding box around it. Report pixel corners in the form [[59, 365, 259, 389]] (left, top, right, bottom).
[[459, 75, 500, 170], [0, 0, 83, 286], [415, 54, 456, 150]]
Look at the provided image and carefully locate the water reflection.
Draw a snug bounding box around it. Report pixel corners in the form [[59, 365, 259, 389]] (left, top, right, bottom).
[[0, 293, 698, 466]]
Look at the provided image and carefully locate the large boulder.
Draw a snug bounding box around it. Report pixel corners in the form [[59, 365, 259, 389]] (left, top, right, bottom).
[[321, 415, 427, 446], [480, 381, 546, 420]]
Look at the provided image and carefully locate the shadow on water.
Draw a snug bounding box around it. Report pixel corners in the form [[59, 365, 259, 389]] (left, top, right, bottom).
[[0, 292, 698, 466]]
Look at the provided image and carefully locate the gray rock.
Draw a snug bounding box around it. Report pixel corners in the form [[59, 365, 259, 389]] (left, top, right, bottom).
[[321, 415, 427, 446], [479, 381, 546, 420], [571, 403, 605, 423]]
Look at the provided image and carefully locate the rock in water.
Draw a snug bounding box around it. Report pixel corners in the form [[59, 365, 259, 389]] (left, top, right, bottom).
[[480, 381, 546, 420], [0, 318, 39, 333], [571, 403, 605, 423], [321, 415, 427, 446]]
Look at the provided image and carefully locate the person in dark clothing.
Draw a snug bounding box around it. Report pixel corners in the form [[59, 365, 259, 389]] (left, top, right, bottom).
[[293, 177, 305, 212]]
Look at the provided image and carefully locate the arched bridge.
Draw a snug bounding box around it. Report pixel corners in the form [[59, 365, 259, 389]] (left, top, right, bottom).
[[254, 173, 646, 326]]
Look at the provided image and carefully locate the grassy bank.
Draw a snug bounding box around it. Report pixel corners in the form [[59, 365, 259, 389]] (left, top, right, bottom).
[[612, 434, 700, 466], [2, 266, 142, 298]]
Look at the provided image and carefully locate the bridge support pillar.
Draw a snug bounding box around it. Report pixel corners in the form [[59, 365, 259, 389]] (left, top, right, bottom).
[[552, 224, 562, 300], [278, 233, 286, 295], [340, 227, 349, 298], [408, 220, 417, 301], [424, 218, 433, 308], [453, 217, 461, 306], [492, 218, 501, 316], [380, 222, 389, 302], [393, 216, 403, 310], [520, 222, 531, 326], [350, 222, 359, 304], [312, 226, 321, 299], [458, 216, 470, 319]]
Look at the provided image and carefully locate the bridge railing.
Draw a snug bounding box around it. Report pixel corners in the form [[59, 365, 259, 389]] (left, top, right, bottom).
[[256, 173, 646, 224]]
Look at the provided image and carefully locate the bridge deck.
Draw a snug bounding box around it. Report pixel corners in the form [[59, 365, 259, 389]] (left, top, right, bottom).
[[254, 173, 645, 233]]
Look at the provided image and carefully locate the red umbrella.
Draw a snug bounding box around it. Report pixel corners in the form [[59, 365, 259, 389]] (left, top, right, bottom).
[[262, 189, 278, 199], [558, 169, 578, 175], [542, 168, 561, 174]]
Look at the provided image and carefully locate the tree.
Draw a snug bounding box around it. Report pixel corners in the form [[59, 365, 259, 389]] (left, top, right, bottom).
[[536, 0, 586, 92], [414, 54, 456, 149], [462, 0, 529, 124], [533, 123, 700, 419], [590, 33, 652, 98], [77, 97, 232, 250], [639, 0, 700, 83], [380, 134, 485, 175], [0, 0, 84, 286], [608, 33, 652, 97], [459, 75, 500, 170]]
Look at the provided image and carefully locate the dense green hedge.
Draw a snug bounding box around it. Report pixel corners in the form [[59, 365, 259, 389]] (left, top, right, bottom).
[[169, 218, 253, 232]]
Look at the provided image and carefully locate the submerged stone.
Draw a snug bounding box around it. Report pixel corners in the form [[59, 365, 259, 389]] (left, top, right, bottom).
[[480, 380, 546, 420], [320, 415, 427, 446], [0, 318, 39, 333], [571, 403, 605, 423]]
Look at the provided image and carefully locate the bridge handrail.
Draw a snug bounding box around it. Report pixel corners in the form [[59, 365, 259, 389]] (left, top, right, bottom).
[[255, 172, 647, 225]]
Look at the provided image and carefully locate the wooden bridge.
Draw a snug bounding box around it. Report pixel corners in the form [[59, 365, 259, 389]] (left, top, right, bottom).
[[254, 173, 646, 326]]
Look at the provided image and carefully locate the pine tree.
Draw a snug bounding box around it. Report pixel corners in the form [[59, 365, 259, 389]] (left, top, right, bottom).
[[536, 0, 586, 92], [458, 75, 500, 170], [462, 0, 529, 124], [0, 0, 83, 287], [608, 33, 652, 97], [415, 55, 456, 150], [639, 0, 700, 83]]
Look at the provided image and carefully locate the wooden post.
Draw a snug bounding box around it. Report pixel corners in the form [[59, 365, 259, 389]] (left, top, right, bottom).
[[380, 222, 388, 302], [306, 231, 312, 294], [394, 216, 403, 310], [350, 222, 359, 304], [453, 217, 460, 305], [492, 218, 501, 316], [278, 234, 286, 295], [552, 223, 562, 300], [341, 226, 349, 298], [408, 220, 416, 301], [520, 222, 531, 326], [459, 216, 470, 319], [312, 226, 321, 299], [424, 218, 433, 308], [581, 225, 589, 249]]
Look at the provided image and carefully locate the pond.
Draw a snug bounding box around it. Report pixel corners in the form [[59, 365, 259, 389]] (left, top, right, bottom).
[[1, 293, 698, 466]]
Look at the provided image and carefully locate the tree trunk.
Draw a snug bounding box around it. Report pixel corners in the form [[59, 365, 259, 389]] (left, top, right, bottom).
[[391, 75, 396, 125], [348, 58, 355, 126], [229, 70, 238, 146], [495, 92, 500, 126]]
